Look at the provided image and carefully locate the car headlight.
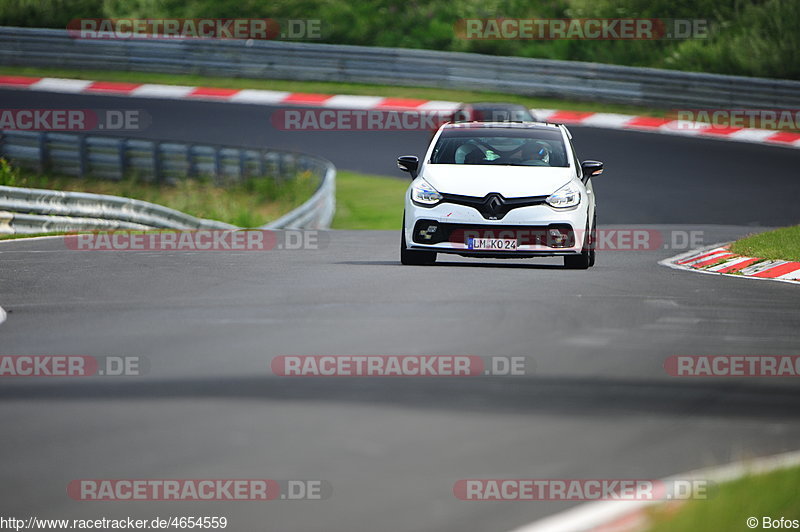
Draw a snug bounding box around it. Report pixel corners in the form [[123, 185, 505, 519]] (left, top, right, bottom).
[[546, 182, 581, 209], [411, 178, 443, 206]]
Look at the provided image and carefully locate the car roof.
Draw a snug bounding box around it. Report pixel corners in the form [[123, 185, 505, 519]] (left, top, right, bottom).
[[442, 121, 561, 131], [461, 102, 531, 110]]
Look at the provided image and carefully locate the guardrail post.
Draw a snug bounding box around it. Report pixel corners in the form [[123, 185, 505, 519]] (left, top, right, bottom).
[[258, 151, 266, 178], [238, 149, 246, 182], [152, 141, 162, 183], [283, 153, 297, 182], [117, 138, 126, 179], [38, 132, 49, 174], [187, 145, 197, 178], [78, 135, 88, 178], [213, 147, 222, 185], [277, 153, 286, 183]]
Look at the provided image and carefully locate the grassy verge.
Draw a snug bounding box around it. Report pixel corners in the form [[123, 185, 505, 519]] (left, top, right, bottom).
[[729, 226, 800, 262], [0, 159, 318, 228], [0, 232, 69, 241], [1, 161, 406, 237], [0, 65, 664, 118], [644, 464, 800, 532], [331, 170, 407, 230]]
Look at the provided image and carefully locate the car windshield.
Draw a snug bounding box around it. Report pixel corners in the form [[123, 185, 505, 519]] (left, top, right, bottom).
[[430, 128, 569, 167]]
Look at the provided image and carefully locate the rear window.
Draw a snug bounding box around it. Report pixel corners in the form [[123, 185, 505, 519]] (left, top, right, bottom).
[[430, 128, 569, 167]]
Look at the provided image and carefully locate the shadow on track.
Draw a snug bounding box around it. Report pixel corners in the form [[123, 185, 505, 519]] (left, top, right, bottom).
[[338, 261, 566, 269], [2, 375, 799, 420]]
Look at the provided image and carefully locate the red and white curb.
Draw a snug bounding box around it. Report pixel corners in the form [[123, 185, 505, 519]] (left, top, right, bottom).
[[0, 74, 459, 112], [1, 74, 799, 148], [507, 449, 800, 532], [533, 109, 800, 149], [660, 243, 800, 285]]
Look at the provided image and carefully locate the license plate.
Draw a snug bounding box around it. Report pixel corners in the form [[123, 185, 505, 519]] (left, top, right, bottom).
[[468, 238, 518, 250]]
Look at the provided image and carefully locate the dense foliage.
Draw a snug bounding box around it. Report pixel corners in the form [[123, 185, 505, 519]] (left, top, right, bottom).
[[2, 0, 797, 79]]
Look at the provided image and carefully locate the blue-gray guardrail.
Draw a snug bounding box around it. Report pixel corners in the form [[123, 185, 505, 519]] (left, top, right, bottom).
[[0, 185, 236, 231], [0, 130, 335, 233], [1, 26, 799, 109]]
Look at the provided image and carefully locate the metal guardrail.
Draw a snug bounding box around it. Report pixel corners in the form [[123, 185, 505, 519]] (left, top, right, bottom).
[[0, 209, 154, 233], [1, 26, 800, 109], [0, 185, 236, 231], [0, 131, 313, 185], [0, 130, 336, 233], [263, 163, 335, 230]]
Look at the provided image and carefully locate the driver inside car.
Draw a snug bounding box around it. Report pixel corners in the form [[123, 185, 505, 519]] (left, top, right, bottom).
[[519, 141, 550, 165]]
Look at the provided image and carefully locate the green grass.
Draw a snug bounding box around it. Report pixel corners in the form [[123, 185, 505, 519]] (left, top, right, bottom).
[[2, 159, 409, 234], [0, 232, 69, 240], [331, 170, 407, 230], [0, 159, 318, 227], [729, 226, 800, 262], [0, 65, 665, 117], [644, 464, 800, 532]]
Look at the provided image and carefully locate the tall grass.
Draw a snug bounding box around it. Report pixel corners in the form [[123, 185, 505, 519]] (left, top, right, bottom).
[[0, 158, 20, 186], [0, 159, 319, 227]]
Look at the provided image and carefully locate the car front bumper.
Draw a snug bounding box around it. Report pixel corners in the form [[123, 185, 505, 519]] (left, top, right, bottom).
[[403, 197, 590, 257]]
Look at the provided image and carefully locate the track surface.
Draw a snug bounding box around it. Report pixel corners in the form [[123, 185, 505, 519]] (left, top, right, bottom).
[[3, 89, 800, 226], [1, 89, 799, 532]]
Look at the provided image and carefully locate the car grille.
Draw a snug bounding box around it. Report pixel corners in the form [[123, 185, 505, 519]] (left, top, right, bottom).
[[412, 220, 575, 247], [439, 193, 548, 220]]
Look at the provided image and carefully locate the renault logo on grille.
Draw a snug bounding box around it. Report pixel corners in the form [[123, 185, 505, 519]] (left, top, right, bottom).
[[484, 194, 504, 219]]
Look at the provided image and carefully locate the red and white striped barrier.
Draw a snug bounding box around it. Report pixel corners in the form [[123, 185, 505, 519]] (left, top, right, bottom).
[[2, 74, 799, 148], [0, 75, 459, 112], [661, 244, 800, 285]]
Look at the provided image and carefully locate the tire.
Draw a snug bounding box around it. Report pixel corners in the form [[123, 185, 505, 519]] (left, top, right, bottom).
[[400, 224, 436, 265], [564, 217, 593, 270], [588, 214, 597, 267], [564, 250, 590, 269]]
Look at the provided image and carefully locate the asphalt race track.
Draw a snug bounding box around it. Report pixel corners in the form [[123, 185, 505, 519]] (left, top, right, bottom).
[[1, 88, 799, 532], [3, 89, 800, 226]]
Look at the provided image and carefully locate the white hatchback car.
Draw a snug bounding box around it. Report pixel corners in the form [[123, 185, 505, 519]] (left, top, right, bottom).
[[398, 122, 603, 268]]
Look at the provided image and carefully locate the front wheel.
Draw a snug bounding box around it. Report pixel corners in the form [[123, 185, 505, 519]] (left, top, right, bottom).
[[564, 250, 590, 269], [400, 225, 436, 265], [564, 217, 594, 270]]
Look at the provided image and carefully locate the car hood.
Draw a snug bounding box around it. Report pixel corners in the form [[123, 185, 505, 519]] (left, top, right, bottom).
[[421, 164, 573, 198]]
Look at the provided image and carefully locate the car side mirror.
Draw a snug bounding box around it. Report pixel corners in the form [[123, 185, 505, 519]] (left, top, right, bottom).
[[581, 160, 604, 178], [397, 155, 419, 178]]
